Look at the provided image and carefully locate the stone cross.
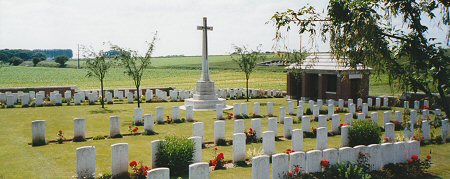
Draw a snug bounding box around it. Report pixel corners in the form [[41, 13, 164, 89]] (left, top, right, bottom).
[[197, 17, 213, 82]]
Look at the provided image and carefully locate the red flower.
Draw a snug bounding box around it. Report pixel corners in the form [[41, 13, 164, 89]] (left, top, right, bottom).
[[411, 154, 419, 161], [320, 160, 330, 168], [129, 160, 137, 167], [288, 172, 293, 177], [407, 160, 413, 164], [424, 106, 429, 110], [143, 170, 148, 176], [217, 153, 224, 160], [427, 155, 431, 160], [214, 147, 218, 151], [133, 127, 138, 132], [128, 125, 132, 129], [384, 137, 390, 142], [286, 149, 295, 154], [294, 167, 300, 173], [421, 136, 425, 141], [249, 128, 253, 133]]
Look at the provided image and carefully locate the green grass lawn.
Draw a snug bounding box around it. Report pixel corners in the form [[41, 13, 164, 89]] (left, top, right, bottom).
[[1, 55, 396, 96], [0, 98, 448, 178]]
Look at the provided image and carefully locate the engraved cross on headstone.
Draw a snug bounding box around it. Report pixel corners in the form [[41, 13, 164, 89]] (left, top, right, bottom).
[[197, 17, 213, 82]]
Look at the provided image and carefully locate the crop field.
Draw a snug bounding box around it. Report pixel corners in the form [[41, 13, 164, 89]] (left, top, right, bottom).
[[1, 55, 397, 96]]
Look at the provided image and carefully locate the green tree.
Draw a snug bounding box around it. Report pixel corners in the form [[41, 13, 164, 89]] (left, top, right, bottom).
[[283, 50, 308, 105], [231, 45, 265, 102], [9, 57, 23, 66], [113, 32, 157, 108], [271, 0, 450, 115], [32, 57, 45, 67], [54, 56, 69, 68], [83, 46, 114, 109]]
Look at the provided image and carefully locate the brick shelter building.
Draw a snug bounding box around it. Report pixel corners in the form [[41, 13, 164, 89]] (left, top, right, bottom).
[[286, 52, 370, 100]]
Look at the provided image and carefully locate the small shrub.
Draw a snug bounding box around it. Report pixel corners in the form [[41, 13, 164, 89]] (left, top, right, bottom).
[[143, 130, 156, 135], [155, 135, 195, 175], [216, 138, 227, 146], [244, 128, 261, 144], [305, 108, 312, 115], [93, 135, 105, 140], [97, 172, 113, 179], [56, 130, 65, 144], [110, 134, 123, 138], [348, 120, 381, 147]]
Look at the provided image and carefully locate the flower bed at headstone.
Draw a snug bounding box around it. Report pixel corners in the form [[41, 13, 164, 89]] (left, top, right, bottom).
[[285, 153, 433, 179], [129, 160, 150, 179]]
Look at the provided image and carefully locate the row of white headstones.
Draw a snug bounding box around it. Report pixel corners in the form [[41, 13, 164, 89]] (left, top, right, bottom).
[[73, 137, 421, 178], [0, 88, 282, 107], [31, 99, 450, 147]]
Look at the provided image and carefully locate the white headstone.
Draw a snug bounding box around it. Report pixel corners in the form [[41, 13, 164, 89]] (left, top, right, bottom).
[[305, 150, 322, 173], [318, 115, 327, 128], [214, 121, 225, 144], [338, 147, 356, 164], [371, 112, 378, 125], [442, 119, 449, 141], [262, 131, 275, 156], [189, 162, 209, 179], [233, 103, 241, 118], [404, 101, 409, 109], [422, 120, 431, 140], [267, 102, 274, 116], [410, 110, 417, 125], [362, 103, 368, 117], [341, 125, 350, 147], [289, 151, 306, 171], [279, 107, 286, 123], [331, 114, 340, 133], [414, 100, 420, 110], [385, 123, 395, 142], [215, 104, 223, 120], [380, 143, 394, 165], [284, 117, 293, 138], [367, 144, 382, 171], [383, 111, 392, 124], [144, 114, 154, 133], [252, 155, 270, 179], [145, 89, 153, 102], [74, 118, 86, 142], [375, 98, 381, 108], [35, 94, 44, 106], [292, 129, 304, 151], [357, 113, 365, 120], [345, 113, 352, 125], [32, 120, 46, 146], [189, 137, 203, 163], [302, 116, 311, 132], [241, 103, 249, 116], [6, 95, 14, 107], [193, 122, 204, 143], [327, 104, 334, 117], [76, 146, 96, 178], [272, 153, 289, 179], [338, 99, 344, 109], [394, 142, 407, 163], [127, 92, 133, 103], [383, 97, 389, 107], [357, 98, 363, 109], [322, 148, 339, 166], [147, 168, 170, 179], [312, 105, 319, 117], [316, 127, 328, 150], [134, 107, 143, 124], [252, 118, 262, 139], [233, 133, 246, 162], [111, 143, 128, 177], [297, 105, 304, 118], [267, 117, 278, 135], [287, 100, 294, 115], [395, 111, 402, 123], [21, 94, 30, 106], [317, 99, 323, 107], [110, 116, 121, 137], [253, 102, 260, 116], [171, 106, 180, 120], [349, 103, 355, 115], [156, 107, 164, 124], [234, 120, 244, 134], [367, 98, 373, 107]]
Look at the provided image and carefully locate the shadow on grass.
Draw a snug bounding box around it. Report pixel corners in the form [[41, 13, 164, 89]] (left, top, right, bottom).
[[88, 108, 126, 114]]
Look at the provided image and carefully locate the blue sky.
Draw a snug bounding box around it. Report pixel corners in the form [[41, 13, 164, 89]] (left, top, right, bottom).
[[0, 0, 447, 57]]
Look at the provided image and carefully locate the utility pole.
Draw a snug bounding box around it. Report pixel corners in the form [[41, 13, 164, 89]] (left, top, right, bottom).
[[77, 44, 80, 69]]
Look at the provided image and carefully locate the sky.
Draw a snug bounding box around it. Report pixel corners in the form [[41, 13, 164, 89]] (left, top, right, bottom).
[[0, 0, 447, 57]]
